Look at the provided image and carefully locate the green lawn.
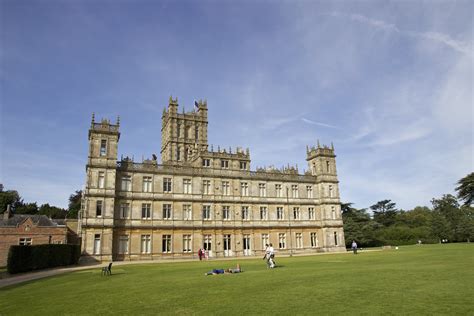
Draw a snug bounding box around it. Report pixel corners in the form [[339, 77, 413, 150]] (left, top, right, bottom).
[[1, 244, 473, 315]]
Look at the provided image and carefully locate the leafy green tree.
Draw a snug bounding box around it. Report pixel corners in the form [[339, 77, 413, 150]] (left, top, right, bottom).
[[15, 202, 39, 215], [455, 172, 474, 206], [396, 206, 432, 228], [370, 199, 398, 227], [67, 190, 82, 219], [342, 203, 382, 247], [38, 203, 67, 219], [457, 206, 473, 242], [0, 189, 22, 213], [430, 210, 452, 243], [431, 194, 464, 241]]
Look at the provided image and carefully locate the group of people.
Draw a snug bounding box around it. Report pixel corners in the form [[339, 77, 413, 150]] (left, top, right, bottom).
[[197, 248, 209, 260], [263, 243, 276, 268], [205, 264, 242, 275]]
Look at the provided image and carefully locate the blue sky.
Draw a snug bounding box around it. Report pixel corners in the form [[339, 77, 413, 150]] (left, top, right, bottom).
[[1, 0, 472, 210]]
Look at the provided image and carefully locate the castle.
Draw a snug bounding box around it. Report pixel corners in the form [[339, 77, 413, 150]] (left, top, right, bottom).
[[79, 97, 345, 262]]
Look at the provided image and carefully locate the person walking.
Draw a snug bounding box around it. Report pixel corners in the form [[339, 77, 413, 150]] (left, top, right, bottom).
[[198, 248, 203, 261], [268, 243, 275, 268], [351, 240, 358, 254]]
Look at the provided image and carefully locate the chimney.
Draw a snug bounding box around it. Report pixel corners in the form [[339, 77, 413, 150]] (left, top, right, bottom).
[[3, 204, 12, 220]]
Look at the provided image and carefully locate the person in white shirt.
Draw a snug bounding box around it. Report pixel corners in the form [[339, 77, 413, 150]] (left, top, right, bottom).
[[268, 243, 275, 268]]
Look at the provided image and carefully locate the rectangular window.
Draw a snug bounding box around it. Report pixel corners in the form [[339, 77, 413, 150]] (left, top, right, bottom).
[[326, 161, 330, 173], [331, 206, 336, 219], [259, 183, 266, 197], [243, 235, 251, 255], [334, 231, 338, 246], [162, 204, 172, 220], [291, 185, 299, 198], [121, 176, 131, 191], [143, 176, 152, 192], [98, 171, 105, 189], [240, 161, 247, 170], [309, 207, 315, 220], [275, 184, 282, 197], [183, 235, 191, 252], [223, 206, 230, 220], [177, 146, 181, 161], [119, 235, 129, 254], [183, 204, 192, 220], [278, 233, 286, 249], [100, 139, 107, 156], [240, 182, 249, 196], [306, 186, 313, 198], [261, 234, 269, 249], [163, 178, 172, 193], [202, 158, 210, 167], [293, 207, 300, 220], [329, 185, 333, 198], [241, 206, 249, 220], [162, 235, 172, 253], [221, 160, 229, 169], [141, 235, 151, 254], [202, 205, 211, 220], [142, 203, 151, 219], [202, 180, 211, 195], [93, 234, 101, 255], [222, 181, 230, 196], [96, 200, 103, 217], [310, 232, 319, 248], [260, 206, 267, 220], [296, 233, 303, 249], [183, 179, 192, 194], [203, 235, 212, 251], [223, 234, 231, 252], [120, 203, 130, 219], [277, 207, 284, 220], [195, 125, 199, 140], [19, 238, 32, 246]]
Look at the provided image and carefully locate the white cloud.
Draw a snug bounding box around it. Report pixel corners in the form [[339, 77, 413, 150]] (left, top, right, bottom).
[[301, 118, 339, 129]]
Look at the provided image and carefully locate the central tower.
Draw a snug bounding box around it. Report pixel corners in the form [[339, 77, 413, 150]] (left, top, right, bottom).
[[161, 96, 209, 164]]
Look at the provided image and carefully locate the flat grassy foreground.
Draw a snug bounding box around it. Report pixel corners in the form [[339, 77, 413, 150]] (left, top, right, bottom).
[[1, 244, 473, 315]]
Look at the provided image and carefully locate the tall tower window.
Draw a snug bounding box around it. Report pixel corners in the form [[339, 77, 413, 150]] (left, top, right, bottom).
[[98, 172, 105, 189], [329, 185, 334, 198], [331, 206, 336, 219], [326, 161, 330, 173], [195, 125, 199, 141], [177, 147, 181, 161], [96, 200, 103, 217], [334, 232, 338, 246], [100, 140, 107, 156]]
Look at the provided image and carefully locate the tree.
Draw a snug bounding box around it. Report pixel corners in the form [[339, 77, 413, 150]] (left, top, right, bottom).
[[342, 202, 382, 247], [15, 202, 39, 215], [430, 210, 452, 243], [0, 189, 22, 213], [455, 172, 474, 206], [457, 206, 474, 242], [370, 199, 398, 227], [431, 194, 463, 241], [38, 203, 67, 219], [67, 190, 82, 219]]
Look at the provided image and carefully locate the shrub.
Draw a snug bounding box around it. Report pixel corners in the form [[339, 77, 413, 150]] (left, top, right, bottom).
[[7, 244, 80, 274]]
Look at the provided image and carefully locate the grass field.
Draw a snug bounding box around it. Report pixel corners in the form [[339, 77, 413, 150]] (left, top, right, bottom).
[[0, 244, 473, 315]]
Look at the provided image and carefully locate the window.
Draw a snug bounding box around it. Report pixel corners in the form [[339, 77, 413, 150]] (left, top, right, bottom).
[[141, 235, 151, 254], [326, 161, 330, 173], [183, 204, 192, 220], [19, 238, 32, 246], [183, 179, 192, 194], [331, 206, 336, 219], [120, 203, 130, 219], [177, 146, 181, 161], [162, 235, 172, 253], [121, 176, 131, 191], [222, 206, 230, 220], [296, 233, 303, 249], [183, 235, 191, 252], [96, 200, 103, 217], [163, 178, 172, 193], [195, 125, 199, 140], [203, 235, 212, 251], [259, 183, 266, 197], [291, 185, 299, 198], [243, 235, 251, 255], [202, 180, 211, 194], [241, 206, 249, 220], [119, 235, 129, 254], [177, 123, 181, 138], [142, 203, 151, 219], [261, 234, 269, 249], [163, 204, 172, 220], [260, 207, 267, 220], [309, 207, 315, 220], [329, 185, 333, 198], [311, 232, 319, 247], [202, 205, 211, 220], [278, 233, 286, 249], [98, 172, 105, 189], [222, 181, 230, 195], [93, 234, 101, 255], [240, 161, 247, 170], [293, 207, 300, 220], [223, 234, 231, 252], [143, 176, 152, 192], [306, 186, 313, 198], [100, 139, 107, 156], [240, 182, 249, 196], [275, 184, 282, 197], [221, 160, 229, 169], [277, 207, 284, 220], [334, 232, 338, 246], [202, 158, 210, 167]]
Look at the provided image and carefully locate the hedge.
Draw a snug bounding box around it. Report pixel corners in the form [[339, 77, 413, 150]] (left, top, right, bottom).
[[7, 244, 81, 274]]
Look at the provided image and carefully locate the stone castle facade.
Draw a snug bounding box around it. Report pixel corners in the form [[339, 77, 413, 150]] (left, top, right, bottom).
[[79, 97, 345, 262]]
